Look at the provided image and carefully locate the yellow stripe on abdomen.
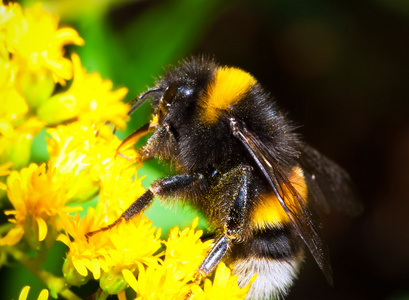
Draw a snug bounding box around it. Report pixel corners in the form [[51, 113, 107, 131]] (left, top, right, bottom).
[[200, 67, 257, 124], [251, 166, 308, 230]]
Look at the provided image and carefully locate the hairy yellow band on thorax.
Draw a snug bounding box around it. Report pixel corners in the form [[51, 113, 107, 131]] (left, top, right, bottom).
[[201, 67, 257, 124]]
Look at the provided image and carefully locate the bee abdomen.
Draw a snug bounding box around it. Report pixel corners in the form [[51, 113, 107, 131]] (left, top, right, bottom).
[[230, 227, 304, 299], [233, 255, 303, 300]]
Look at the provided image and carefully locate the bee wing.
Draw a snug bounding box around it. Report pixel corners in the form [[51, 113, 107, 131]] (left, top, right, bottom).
[[299, 145, 364, 216], [229, 118, 333, 284]]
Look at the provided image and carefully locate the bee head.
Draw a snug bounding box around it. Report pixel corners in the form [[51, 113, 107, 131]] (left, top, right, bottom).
[[131, 58, 221, 171]]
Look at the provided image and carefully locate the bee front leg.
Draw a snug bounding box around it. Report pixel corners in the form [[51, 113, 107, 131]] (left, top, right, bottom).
[[198, 165, 253, 277], [86, 173, 206, 240], [122, 173, 206, 220], [85, 189, 155, 240]]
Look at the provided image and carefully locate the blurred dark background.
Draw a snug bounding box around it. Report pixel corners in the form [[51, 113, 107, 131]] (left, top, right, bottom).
[[7, 0, 409, 298]]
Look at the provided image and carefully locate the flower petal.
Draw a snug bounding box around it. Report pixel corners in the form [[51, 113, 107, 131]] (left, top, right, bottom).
[[38, 289, 49, 300], [214, 262, 230, 287], [73, 258, 88, 277], [18, 286, 30, 300], [56, 234, 70, 245], [0, 225, 24, 245], [122, 268, 138, 292], [55, 28, 84, 46], [91, 259, 101, 280], [36, 217, 48, 241]]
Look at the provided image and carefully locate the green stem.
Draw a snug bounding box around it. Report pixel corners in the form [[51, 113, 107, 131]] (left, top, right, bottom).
[[95, 289, 110, 300], [5, 246, 81, 300]]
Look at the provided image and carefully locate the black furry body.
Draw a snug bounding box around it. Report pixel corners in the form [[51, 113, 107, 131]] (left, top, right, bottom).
[[149, 59, 300, 174], [91, 56, 363, 299]]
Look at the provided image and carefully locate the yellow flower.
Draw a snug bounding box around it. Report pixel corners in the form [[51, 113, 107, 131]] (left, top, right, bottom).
[[191, 262, 256, 300], [4, 3, 84, 86], [0, 59, 27, 125], [59, 160, 160, 293], [98, 216, 162, 295], [18, 286, 49, 300], [58, 208, 112, 281], [59, 211, 162, 289], [0, 117, 45, 168], [38, 53, 129, 129], [0, 49, 43, 168], [163, 217, 213, 279], [123, 262, 193, 300], [0, 2, 22, 38], [0, 1, 82, 166], [0, 162, 80, 247], [121, 218, 254, 299], [121, 219, 214, 299], [0, 161, 12, 190], [97, 159, 144, 221], [106, 215, 162, 269], [46, 121, 137, 202]]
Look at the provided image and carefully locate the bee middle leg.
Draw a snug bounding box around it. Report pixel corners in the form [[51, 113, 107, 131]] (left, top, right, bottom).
[[198, 165, 254, 277]]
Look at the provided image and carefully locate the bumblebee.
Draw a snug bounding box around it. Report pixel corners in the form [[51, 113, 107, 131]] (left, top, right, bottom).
[[87, 56, 363, 299]]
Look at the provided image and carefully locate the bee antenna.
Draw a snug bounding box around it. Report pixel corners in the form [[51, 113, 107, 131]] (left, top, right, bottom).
[[110, 88, 163, 136], [128, 87, 164, 116]]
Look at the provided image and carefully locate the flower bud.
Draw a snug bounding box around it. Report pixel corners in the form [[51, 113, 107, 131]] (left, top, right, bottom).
[[16, 70, 55, 109], [37, 93, 77, 125], [99, 268, 133, 295], [63, 258, 90, 286]]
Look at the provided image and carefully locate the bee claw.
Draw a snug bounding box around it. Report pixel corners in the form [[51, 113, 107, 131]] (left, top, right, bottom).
[[84, 218, 124, 242], [193, 272, 203, 284]]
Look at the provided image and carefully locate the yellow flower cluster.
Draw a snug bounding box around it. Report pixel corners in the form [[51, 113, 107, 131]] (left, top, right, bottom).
[[1, 162, 79, 247], [0, 0, 129, 250], [122, 220, 255, 300], [0, 1, 254, 299], [0, 0, 129, 170]]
